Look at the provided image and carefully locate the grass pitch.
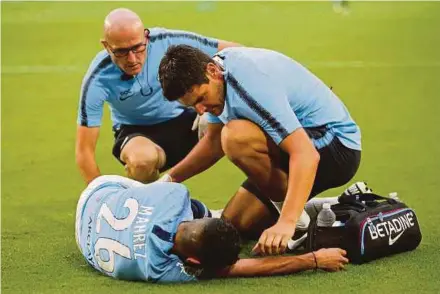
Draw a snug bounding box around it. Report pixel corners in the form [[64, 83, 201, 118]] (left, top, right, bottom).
[[2, 1, 440, 293]]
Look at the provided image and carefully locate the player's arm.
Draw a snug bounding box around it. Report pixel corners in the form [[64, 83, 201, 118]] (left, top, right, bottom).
[[253, 128, 318, 254], [76, 72, 106, 184], [252, 128, 319, 256], [75, 126, 101, 184], [167, 122, 224, 183], [276, 128, 320, 238], [215, 248, 348, 278], [217, 39, 242, 51], [165, 29, 241, 58]]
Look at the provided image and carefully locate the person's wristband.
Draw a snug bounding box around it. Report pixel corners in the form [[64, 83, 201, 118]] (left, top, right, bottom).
[[311, 251, 318, 272]]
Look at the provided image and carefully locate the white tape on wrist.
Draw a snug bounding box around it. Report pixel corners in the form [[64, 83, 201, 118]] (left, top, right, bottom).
[[191, 115, 200, 131], [158, 173, 173, 182]]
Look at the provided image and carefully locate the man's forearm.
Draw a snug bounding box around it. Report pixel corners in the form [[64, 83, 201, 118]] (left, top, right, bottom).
[[169, 136, 224, 183], [218, 253, 316, 278], [217, 40, 242, 51], [76, 152, 101, 184], [279, 154, 319, 224]]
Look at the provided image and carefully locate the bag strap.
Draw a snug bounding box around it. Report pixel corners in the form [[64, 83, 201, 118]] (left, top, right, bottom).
[[305, 217, 318, 252], [338, 192, 398, 206]]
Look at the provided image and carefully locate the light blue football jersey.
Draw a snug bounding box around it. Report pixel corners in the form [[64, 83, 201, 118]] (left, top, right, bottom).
[[206, 47, 361, 151], [76, 178, 197, 283], [77, 27, 219, 127]]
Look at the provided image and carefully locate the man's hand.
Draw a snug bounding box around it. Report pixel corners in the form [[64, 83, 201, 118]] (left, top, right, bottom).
[[252, 220, 296, 255], [314, 248, 349, 272], [76, 126, 101, 184]]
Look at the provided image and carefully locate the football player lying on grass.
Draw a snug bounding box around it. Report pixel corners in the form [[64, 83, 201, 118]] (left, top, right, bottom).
[[75, 175, 348, 283]]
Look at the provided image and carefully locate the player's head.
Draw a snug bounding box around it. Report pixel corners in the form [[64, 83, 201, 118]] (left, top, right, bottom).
[[159, 45, 226, 116], [101, 8, 147, 76], [174, 218, 241, 270]]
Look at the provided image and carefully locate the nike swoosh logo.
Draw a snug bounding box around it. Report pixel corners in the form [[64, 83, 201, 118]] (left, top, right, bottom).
[[389, 230, 405, 245], [119, 93, 135, 101]]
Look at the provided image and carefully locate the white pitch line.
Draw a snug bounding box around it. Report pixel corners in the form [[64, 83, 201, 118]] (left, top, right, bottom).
[[2, 61, 440, 75], [1, 65, 81, 74], [307, 61, 440, 68]]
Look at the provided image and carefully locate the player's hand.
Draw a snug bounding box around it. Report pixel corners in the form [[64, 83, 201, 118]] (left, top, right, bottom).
[[252, 220, 296, 256], [314, 248, 349, 272]]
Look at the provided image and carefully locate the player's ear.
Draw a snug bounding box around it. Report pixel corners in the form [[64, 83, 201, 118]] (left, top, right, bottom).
[[206, 63, 218, 78], [101, 39, 111, 53], [185, 257, 201, 265]]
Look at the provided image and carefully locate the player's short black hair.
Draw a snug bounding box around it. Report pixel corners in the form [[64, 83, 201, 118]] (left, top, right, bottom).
[[195, 218, 241, 270], [158, 45, 213, 101]]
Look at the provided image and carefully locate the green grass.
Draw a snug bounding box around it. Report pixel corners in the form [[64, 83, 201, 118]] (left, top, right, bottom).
[[2, 1, 440, 293]]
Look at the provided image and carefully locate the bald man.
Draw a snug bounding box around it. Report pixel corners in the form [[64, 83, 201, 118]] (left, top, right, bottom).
[[76, 8, 240, 184]]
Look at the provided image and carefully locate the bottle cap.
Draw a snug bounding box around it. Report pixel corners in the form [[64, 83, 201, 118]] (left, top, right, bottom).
[[323, 203, 331, 210]]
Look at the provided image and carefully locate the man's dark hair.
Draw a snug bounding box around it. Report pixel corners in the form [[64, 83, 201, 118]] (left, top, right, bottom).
[[194, 218, 241, 269], [158, 45, 213, 101]]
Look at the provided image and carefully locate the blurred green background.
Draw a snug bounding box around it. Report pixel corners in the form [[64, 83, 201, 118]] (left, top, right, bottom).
[[2, 1, 440, 293]]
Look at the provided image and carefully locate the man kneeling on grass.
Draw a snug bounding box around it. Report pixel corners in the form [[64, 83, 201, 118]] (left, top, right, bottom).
[[75, 175, 348, 283]]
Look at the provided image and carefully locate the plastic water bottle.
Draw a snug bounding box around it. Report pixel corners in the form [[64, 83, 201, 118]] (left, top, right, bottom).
[[305, 197, 339, 219], [316, 203, 336, 227]]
